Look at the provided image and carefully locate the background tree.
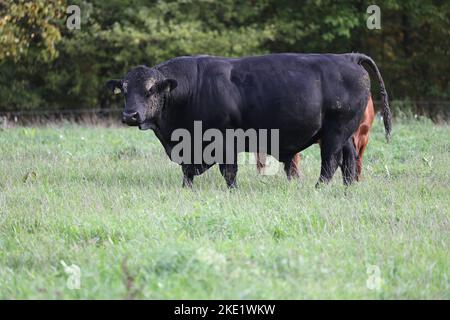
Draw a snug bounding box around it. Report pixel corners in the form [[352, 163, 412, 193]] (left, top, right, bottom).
[[0, 0, 448, 116]]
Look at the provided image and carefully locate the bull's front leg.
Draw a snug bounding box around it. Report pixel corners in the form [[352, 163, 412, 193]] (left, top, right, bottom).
[[219, 164, 238, 188], [181, 165, 194, 188]]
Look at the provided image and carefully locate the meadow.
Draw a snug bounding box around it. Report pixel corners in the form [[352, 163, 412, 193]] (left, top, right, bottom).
[[0, 118, 448, 299]]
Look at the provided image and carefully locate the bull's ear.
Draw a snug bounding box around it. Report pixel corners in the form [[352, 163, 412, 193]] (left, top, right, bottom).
[[106, 79, 123, 94], [156, 79, 177, 93]]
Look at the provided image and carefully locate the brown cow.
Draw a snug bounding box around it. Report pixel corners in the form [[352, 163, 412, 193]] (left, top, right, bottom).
[[256, 96, 375, 181]]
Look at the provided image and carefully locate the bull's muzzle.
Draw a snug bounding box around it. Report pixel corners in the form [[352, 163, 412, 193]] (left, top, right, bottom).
[[122, 112, 141, 126]]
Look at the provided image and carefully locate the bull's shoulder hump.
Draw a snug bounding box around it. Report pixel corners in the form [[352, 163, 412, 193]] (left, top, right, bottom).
[[156, 55, 233, 75]]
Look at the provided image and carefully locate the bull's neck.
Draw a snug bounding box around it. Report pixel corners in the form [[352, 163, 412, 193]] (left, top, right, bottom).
[[151, 112, 184, 161]]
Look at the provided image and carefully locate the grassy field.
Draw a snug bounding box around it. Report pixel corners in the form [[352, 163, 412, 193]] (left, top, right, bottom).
[[0, 118, 448, 299]]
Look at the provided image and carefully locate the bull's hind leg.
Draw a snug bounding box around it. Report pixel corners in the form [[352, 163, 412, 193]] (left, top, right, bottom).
[[316, 129, 346, 187], [317, 93, 368, 187], [340, 138, 358, 185], [219, 163, 238, 188], [316, 151, 340, 187]]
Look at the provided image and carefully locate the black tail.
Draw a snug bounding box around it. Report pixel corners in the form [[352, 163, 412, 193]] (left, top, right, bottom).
[[349, 53, 392, 142]]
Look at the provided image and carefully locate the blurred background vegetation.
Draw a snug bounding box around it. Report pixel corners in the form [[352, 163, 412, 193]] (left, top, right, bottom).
[[0, 0, 448, 119]]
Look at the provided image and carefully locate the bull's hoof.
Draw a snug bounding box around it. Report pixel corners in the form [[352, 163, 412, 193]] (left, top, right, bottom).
[[182, 179, 193, 188], [227, 182, 237, 189]]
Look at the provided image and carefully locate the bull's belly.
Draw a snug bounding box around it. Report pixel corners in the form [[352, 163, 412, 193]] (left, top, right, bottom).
[[236, 126, 320, 160], [277, 128, 321, 156], [241, 110, 322, 155]]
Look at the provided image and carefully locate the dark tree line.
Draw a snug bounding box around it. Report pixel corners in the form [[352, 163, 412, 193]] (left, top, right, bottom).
[[0, 0, 448, 115]]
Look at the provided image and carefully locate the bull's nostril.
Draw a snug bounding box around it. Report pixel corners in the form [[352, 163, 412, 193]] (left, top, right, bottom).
[[122, 112, 140, 125]]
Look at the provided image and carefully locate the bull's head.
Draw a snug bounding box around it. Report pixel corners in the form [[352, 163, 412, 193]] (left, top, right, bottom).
[[106, 66, 177, 130]]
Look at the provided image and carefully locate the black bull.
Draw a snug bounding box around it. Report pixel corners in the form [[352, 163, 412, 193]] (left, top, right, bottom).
[[107, 53, 391, 188]]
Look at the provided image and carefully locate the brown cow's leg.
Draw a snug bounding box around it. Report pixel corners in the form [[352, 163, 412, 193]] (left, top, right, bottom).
[[353, 96, 375, 181], [356, 137, 368, 180], [257, 152, 301, 178], [289, 153, 301, 179], [283, 154, 301, 180], [255, 153, 266, 174]]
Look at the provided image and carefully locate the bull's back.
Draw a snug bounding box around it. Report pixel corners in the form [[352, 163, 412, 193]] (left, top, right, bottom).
[[229, 55, 323, 131], [199, 54, 368, 128]]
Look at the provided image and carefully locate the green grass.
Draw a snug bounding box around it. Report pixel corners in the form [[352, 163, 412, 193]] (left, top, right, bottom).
[[0, 118, 449, 299]]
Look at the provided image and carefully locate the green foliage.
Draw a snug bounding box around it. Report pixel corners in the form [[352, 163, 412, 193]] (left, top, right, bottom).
[[0, 0, 448, 111], [0, 0, 64, 62]]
